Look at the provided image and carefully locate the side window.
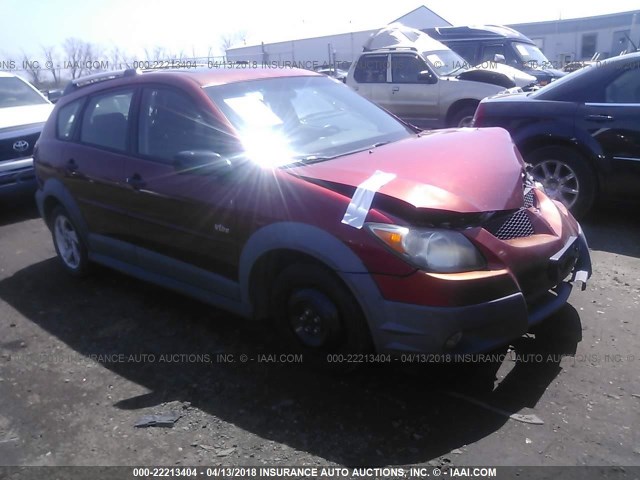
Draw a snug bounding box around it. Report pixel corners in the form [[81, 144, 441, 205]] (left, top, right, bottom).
[[391, 54, 428, 83], [80, 90, 133, 152], [138, 88, 227, 163], [480, 44, 506, 64], [450, 43, 478, 65], [56, 99, 83, 140], [605, 68, 640, 103], [353, 55, 388, 83]]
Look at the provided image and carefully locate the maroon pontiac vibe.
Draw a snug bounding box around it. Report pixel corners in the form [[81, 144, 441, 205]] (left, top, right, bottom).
[[34, 67, 591, 362]]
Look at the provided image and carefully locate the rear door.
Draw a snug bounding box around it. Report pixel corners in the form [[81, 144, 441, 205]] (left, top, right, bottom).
[[578, 65, 640, 200], [121, 86, 242, 283], [62, 88, 135, 251], [351, 54, 389, 108]]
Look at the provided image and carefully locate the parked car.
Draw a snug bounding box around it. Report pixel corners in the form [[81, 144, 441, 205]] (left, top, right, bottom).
[[346, 26, 524, 129], [473, 52, 640, 218], [34, 66, 590, 363], [0, 72, 53, 201], [424, 25, 566, 86], [315, 67, 348, 82]]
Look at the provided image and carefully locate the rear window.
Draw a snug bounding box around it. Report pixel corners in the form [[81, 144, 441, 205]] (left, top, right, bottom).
[[353, 55, 388, 83], [56, 100, 83, 140], [80, 90, 133, 152]]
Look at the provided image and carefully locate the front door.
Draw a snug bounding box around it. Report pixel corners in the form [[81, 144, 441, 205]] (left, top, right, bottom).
[[388, 53, 440, 128], [121, 86, 241, 283]]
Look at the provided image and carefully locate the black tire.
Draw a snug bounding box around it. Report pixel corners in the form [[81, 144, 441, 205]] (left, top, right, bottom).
[[271, 264, 373, 367], [449, 104, 478, 128], [50, 206, 90, 277], [527, 146, 596, 219]]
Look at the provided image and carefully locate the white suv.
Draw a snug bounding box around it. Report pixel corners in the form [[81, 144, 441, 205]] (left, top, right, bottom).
[[346, 28, 524, 129], [0, 72, 53, 199]]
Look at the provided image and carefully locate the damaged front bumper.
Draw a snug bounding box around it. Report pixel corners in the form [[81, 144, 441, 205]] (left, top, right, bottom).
[[363, 224, 592, 355]]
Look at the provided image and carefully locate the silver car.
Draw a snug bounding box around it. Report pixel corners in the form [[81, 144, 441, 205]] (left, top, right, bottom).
[[346, 26, 524, 129]]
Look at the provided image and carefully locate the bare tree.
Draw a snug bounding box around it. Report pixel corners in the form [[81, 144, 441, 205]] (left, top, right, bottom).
[[109, 46, 132, 70], [206, 46, 215, 62], [144, 46, 168, 62], [42, 45, 61, 86], [220, 30, 247, 55], [21, 53, 43, 86], [63, 38, 103, 78], [63, 38, 84, 79]]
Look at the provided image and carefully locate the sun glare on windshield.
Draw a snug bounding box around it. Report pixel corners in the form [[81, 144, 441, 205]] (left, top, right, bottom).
[[206, 76, 413, 168], [223, 92, 297, 167]]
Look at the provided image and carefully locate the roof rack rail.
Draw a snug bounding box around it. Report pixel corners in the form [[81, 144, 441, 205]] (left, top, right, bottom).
[[363, 46, 419, 52], [60, 62, 211, 96], [62, 68, 139, 95], [138, 62, 209, 71]]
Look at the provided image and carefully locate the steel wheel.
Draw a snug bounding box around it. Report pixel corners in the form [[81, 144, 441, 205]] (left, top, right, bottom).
[[272, 264, 373, 368], [530, 160, 579, 209], [287, 289, 341, 348]]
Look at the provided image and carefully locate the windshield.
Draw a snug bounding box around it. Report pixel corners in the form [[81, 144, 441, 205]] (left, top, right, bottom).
[[512, 42, 551, 69], [205, 76, 413, 167], [424, 50, 470, 76], [0, 76, 49, 108]]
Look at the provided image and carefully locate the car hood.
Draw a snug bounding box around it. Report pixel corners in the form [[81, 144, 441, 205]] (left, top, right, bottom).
[[288, 128, 526, 213], [464, 63, 537, 88], [0, 104, 54, 130]]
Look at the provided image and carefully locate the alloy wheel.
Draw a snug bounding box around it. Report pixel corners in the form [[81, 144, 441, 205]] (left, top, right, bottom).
[[54, 214, 82, 270], [530, 160, 580, 208]]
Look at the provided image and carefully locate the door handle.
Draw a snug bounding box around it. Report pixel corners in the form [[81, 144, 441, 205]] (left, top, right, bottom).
[[585, 114, 614, 122], [66, 158, 79, 174], [392, 87, 400, 93], [126, 173, 146, 190]]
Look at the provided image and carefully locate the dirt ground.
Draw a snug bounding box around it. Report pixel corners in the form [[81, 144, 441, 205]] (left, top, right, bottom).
[[1, 197, 639, 469]]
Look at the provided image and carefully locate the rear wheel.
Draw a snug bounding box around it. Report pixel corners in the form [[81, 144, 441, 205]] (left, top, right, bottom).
[[272, 264, 373, 367], [527, 146, 596, 219], [51, 206, 90, 277]]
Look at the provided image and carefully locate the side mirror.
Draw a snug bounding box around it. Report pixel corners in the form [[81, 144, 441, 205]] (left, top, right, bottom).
[[47, 89, 63, 103], [494, 54, 506, 64], [417, 70, 437, 84], [174, 150, 232, 176]]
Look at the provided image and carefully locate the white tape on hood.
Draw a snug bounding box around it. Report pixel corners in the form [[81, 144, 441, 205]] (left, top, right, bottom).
[[341, 170, 396, 229]]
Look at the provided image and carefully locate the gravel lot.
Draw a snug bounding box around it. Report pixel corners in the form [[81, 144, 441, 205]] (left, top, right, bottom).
[[1, 197, 639, 468]]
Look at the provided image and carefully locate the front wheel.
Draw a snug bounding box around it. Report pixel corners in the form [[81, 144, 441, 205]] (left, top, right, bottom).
[[527, 146, 596, 219], [271, 264, 373, 367], [449, 105, 478, 128], [50, 206, 90, 277]]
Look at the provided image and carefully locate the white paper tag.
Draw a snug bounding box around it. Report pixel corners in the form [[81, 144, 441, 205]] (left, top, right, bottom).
[[341, 170, 396, 229]]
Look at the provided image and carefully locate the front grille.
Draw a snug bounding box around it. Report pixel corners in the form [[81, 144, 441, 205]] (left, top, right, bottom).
[[523, 188, 535, 208], [485, 209, 535, 240], [0, 131, 41, 162]]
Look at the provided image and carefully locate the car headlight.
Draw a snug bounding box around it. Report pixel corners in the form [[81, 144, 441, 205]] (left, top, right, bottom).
[[366, 223, 486, 273]]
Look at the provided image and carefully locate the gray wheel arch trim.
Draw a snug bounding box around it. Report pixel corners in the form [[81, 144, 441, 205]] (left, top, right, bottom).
[[239, 222, 370, 302], [238, 222, 388, 339], [36, 179, 89, 241]]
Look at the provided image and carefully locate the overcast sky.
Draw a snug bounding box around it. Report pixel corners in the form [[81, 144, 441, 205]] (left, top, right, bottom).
[[1, 0, 639, 60]]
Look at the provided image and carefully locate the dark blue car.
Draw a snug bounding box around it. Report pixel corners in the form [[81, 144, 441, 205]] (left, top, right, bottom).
[[473, 52, 640, 218]]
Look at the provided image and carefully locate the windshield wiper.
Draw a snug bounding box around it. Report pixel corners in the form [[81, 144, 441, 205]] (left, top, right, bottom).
[[292, 154, 336, 165], [291, 142, 392, 165]]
